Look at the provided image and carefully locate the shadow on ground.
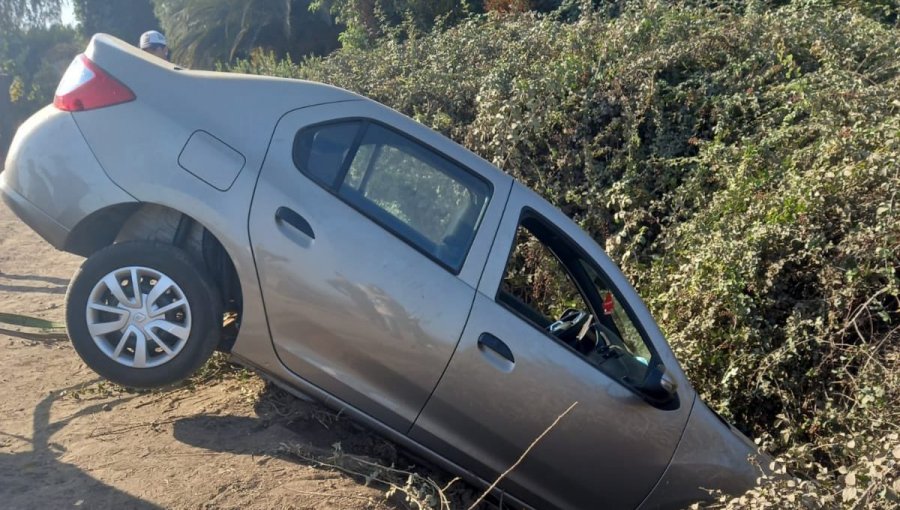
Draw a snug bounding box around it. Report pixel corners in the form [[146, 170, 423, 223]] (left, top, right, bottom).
[[0, 382, 158, 509], [0, 360, 489, 509], [172, 383, 489, 509], [172, 382, 401, 472], [0, 327, 67, 342], [0, 272, 70, 286], [0, 272, 69, 295]]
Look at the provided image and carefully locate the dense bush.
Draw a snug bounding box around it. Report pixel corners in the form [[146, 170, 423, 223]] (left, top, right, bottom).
[[231, 2, 899, 507]]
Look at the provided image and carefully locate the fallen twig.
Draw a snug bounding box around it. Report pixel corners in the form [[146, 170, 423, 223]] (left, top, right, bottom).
[[468, 401, 579, 510], [281, 441, 451, 509], [88, 417, 180, 438]]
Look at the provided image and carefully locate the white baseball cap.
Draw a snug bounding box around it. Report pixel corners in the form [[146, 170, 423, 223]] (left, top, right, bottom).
[[140, 30, 167, 49]]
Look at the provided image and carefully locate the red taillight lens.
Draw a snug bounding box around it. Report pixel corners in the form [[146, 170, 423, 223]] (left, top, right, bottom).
[[54, 54, 135, 112]]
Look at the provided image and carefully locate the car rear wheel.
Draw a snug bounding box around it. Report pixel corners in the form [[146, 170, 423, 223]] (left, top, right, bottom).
[[65, 241, 222, 388]]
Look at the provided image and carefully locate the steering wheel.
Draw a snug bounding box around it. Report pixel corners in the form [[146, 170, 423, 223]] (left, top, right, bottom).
[[594, 321, 638, 360], [547, 309, 593, 348]]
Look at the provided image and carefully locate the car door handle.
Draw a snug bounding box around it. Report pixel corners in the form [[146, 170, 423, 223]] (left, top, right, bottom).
[[275, 206, 315, 239], [477, 333, 515, 364]]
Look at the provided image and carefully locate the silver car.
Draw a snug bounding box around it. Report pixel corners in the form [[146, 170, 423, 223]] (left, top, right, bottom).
[[1, 34, 765, 509]]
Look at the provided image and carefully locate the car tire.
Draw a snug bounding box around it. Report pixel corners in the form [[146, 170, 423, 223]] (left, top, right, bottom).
[[65, 241, 222, 388]]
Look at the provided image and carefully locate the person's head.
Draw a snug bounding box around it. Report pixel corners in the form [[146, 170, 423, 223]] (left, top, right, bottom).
[[140, 30, 169, 60]]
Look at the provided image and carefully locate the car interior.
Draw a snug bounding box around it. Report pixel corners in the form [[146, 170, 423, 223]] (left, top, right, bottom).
[[497, 213, 658, 394]]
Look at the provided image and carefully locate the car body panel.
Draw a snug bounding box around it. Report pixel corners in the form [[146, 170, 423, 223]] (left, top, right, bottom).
[[410, 183, 694, 509], [75, 34, 358, 204], [248, 101, 513, 431], [66, 36, 366, 382], [638, 398, 763, 508], [177, 130, 246, 191]]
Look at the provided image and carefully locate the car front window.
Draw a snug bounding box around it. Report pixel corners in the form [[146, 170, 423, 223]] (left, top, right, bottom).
[[497, 214, 656, 388], [579, 260, 653, 363]]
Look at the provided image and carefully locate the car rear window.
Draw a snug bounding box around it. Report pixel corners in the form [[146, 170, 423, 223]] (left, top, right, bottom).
[[293, 120, 490, 272]]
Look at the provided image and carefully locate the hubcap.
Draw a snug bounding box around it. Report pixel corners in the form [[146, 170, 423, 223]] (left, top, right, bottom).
[[85, 266, 192, 368]]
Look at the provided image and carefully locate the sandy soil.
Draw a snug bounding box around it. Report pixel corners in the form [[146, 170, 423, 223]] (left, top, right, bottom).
[[0, 202, 467, 510]]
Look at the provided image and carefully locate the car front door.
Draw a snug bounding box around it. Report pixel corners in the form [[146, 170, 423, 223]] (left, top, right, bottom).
[[249, 101, 511, 432], [409, 183, 695, 509]]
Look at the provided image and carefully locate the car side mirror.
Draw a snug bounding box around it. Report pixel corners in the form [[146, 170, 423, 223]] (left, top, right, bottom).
[[639, 364, 678, 404]]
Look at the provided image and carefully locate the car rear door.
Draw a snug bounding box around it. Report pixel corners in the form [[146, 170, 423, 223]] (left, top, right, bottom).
[[409, 183, 694, 509], [248, 101, 511, 432]]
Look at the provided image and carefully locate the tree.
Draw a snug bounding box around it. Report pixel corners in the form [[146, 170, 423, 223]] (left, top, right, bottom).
[[311, 0, 481, 48], [153, 0, 340, 68], [0, 24, 82, 160], [0, 0, 61, 31], [0, 1, 75, 159], [74, 0, 160, 42]]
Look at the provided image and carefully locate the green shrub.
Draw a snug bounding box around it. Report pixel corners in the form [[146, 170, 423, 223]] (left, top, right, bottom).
[[231, 3, 899, 506]]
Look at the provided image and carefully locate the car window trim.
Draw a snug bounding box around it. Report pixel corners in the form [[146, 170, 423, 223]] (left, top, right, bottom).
[[292, 117, 495, 276], [355, 139, 382, 193], [331, 120, 369, 189]]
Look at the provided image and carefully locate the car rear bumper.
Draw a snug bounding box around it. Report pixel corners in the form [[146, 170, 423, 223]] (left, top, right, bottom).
[[1, 105, 136, 249], [0, 178, 70, 248]]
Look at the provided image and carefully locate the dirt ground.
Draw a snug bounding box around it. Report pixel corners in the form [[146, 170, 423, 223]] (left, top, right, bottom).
[[0, 202, 468, 510]]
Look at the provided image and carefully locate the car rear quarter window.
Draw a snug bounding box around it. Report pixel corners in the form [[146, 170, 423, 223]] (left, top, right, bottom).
[[293, 121, 360, 187], [293, 120, 491, 273]]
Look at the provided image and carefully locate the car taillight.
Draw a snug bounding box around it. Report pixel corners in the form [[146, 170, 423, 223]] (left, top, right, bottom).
[[54, 54, 135, 112]]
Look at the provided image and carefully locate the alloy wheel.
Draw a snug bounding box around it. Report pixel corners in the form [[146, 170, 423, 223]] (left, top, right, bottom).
[[85, 266, 192, 368]]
